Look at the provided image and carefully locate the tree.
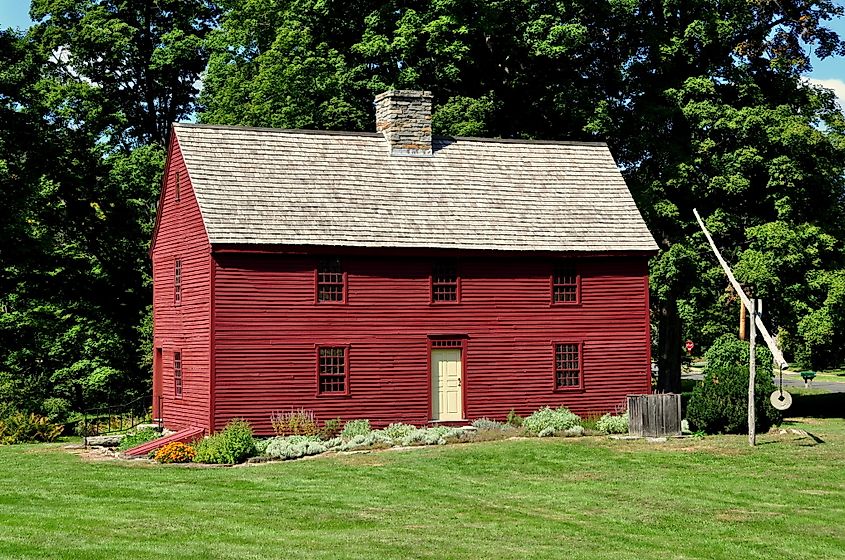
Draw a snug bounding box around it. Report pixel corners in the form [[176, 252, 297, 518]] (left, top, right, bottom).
[[30, 0, 219, 147], [200, 1, 845, 389], [0, 1, 219, 413]]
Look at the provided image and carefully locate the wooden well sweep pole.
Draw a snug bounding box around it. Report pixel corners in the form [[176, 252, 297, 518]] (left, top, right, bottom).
[[748, 298, 757, 447], [692, 209, 788, 369]]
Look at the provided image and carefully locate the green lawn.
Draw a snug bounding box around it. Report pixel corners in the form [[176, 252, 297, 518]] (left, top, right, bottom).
[[2, 418, 844, 559]]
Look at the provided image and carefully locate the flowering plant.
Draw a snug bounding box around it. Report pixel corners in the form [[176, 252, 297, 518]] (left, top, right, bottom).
[[154, 441, 196, 463]]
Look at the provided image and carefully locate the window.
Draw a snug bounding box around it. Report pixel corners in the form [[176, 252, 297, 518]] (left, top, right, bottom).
[[175, 171, 181, 202], [174, 258, 182, 304], [174, 351, 183, 397], [431, 261, 459, 303], [317, 257, 345, 302], [317, 346, 347, 395], [554, 343, 581, 389], [552, 264, 578, 304]]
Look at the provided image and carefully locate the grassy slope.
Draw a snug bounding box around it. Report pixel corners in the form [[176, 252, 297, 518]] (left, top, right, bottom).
[[1, 418, 844, 560]]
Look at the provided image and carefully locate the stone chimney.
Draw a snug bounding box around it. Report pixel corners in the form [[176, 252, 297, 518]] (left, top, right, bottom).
[[375, 90, 433, 156]]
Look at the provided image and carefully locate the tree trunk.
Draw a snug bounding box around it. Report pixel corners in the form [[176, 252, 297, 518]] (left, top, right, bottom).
[[657, 298, 682, 393]]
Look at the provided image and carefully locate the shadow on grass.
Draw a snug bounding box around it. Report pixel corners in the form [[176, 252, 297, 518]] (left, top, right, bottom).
[[788, 391, 845, 419]]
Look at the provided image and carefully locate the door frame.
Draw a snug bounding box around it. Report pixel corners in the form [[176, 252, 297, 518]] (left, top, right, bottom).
[[152, 347, 163, 419], [426, 335, 468, 421]]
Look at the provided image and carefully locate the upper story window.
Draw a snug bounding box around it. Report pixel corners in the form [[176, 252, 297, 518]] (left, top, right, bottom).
[[174, 350, 183, 397], [554, 343, 581, 389], [174, 258, 182, 304], [317, 257, 345, 303], [175, 170, 181, 202], [317, 346, 348, 395], [431, 261, 459, 303], [552, 264, 579, 304]]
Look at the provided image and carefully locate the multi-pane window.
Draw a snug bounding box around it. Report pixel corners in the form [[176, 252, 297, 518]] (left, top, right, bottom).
[[552, 265, 578, 304], [175, 171, 181, 202], [318, 346, 347, 394], [174, 351, 183, 397], [174, 259, 182, 304], [317, 257, 345, 302], [431, 261, 459, 302], [555, 343, 581, 389]]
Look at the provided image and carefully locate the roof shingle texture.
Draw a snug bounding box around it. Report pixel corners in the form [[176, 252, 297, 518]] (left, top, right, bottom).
[[174, 123, 657, 252]]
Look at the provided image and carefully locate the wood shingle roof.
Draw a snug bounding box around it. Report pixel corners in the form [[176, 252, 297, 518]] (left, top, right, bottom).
[[174, 123, 657, 253]]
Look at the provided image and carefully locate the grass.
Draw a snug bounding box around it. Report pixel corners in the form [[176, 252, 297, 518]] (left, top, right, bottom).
[[1, 410, 844, 559]]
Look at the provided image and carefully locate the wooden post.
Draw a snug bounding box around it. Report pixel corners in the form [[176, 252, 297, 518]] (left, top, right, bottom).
[[739, 302, 747, 341], [748, 298, 757, 447]]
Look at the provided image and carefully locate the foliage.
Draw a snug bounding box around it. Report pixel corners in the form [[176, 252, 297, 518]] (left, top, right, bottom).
[[340, 419, 371, 440], [506, 409, 523, 428], [270, 409, 319, 437], [380, 423, 417, 440], [0, 411, 63, 444], [153, 442, 196, 463], [41, 398, 71, 424], [193, 419, 256, 464], [687, 337, 782, 434], [319, 417, 343, 440], [471, 418, 505, 430], [334, 426, 471, 451], [118, 428, 161, 452], [523, 407, 581, 436], [595, 413, 629, 435], [263, 436, 328, 460]]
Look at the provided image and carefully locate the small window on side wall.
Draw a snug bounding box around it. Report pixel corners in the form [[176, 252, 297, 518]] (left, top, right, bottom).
[[317, 257, 345, 303], [552, 264, 579, 304], [174, 351, 183, 397], [175, 170, 181, 202], [554, 343, 581, 389], [431, 261, 459, 303], [317, 346, 348, 395], [174, 258, 182, 304]]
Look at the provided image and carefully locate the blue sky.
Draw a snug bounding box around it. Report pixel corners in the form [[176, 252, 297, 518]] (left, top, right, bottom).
[[1, 0, 843, 103]]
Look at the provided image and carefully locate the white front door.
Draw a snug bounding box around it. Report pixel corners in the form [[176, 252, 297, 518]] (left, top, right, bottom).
[[432, 348, 462, 421]]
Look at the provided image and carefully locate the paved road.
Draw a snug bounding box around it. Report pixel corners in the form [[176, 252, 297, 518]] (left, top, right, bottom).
[[683, 373, 845, 393]]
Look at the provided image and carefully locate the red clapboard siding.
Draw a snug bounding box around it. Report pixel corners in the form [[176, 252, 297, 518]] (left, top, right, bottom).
[[210, 253, 651, 434], [150, 134, 212, 431]]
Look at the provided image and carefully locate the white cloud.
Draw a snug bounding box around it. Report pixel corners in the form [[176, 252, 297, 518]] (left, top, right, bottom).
[[805, 77, 845, 109]]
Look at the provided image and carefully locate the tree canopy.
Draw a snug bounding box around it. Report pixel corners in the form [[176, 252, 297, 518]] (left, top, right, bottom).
[[1, 1, 844, 414]]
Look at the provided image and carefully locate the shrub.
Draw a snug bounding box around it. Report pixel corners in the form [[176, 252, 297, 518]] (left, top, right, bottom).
[[154, 442, 195, 463], [270, 409, 319, 437], [0, 412, 63, 444], [319, 417, 343, 440], [686, 335, 781, 435], [118, 428, 162, 451], [596, 412, 629, 435], [506, 409, 523, 427], [380, 423, 417, 440], [523, 406, 581, 436], [254, 438, 272, 455], [193, 419, 256, 464], [340, 419, 371, 439], [41, 398, 71, 423], [264, 436, 327, 460], [471, 418, 505, 430]]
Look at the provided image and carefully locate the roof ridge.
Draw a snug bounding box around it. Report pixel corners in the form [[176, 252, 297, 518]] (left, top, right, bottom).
[[173, 122, 608, 147]]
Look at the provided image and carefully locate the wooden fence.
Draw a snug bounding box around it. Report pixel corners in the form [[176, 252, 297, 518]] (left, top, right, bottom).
[[628, 394, 681, 437]]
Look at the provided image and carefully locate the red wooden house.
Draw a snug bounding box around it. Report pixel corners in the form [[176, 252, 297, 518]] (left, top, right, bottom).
[[150, 90, 657, 434]]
